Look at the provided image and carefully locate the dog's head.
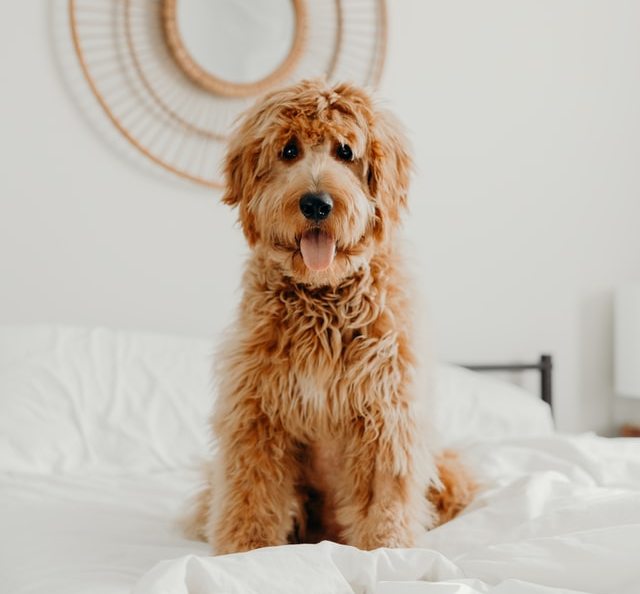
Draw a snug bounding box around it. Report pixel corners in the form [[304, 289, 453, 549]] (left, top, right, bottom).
[[222, 79, 411, 286]]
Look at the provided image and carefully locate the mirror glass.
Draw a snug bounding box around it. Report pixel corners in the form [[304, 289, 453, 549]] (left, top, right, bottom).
[[176, 0, 295, 84]]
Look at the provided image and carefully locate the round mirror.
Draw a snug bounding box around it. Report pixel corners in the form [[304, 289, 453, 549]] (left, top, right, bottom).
[[163, 0, 307, 97]]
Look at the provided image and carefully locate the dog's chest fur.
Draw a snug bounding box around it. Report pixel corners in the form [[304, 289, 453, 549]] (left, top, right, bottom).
[[248, 260, 410, 441]]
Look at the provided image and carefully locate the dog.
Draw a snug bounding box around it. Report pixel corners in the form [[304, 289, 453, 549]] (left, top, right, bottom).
[[186, 79, 476, 554]]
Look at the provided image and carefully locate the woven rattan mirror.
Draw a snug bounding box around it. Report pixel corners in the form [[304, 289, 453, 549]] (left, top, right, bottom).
[[69, 0, 388, 188]]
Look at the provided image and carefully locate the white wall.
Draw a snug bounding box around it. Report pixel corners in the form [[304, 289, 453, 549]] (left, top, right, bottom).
[[1, 1, 639, 434]]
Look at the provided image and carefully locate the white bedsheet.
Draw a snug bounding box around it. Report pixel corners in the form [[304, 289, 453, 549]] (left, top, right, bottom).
[[2, 433, 639, 594]]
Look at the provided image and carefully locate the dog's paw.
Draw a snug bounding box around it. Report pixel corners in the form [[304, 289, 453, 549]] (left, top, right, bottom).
[[348, 503, 416, 550], [214, 538, 275, 556], [213, 524, 290, 555]]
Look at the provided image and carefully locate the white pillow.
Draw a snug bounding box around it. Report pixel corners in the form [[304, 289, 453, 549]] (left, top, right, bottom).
[[433, 363, 554, 445], [0, 325, 554, 474], [0, 325, 214, 473]]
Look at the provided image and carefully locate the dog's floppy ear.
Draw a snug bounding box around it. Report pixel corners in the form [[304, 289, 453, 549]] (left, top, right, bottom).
[[220, 141, 246, 208], [220, 125, 263, 246], [367, 109, 412, 238], [221, 90, 287, 246]]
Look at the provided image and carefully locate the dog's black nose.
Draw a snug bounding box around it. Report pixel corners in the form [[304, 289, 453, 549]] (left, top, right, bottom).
[[299, 192, 333, 221]]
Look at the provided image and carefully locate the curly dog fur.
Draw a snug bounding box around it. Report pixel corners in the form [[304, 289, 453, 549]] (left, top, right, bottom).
[[186, 79, 476, 554]]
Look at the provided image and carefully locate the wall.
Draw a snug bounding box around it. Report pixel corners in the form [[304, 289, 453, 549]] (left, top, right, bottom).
[[1, 1, 639, 433]]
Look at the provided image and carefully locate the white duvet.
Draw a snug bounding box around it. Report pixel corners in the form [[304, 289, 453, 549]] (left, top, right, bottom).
[[3, 434, 639, 594], [1, 327, 639, 594]]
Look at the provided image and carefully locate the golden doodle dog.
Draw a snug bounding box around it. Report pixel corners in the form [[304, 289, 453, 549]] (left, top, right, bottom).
[[187, 79, 476, 554]]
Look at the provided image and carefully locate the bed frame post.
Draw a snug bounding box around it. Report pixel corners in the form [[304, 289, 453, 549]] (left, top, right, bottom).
[[540, 354, 553, 413]]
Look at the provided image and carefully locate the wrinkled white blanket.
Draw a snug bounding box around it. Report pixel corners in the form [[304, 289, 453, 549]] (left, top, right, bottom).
[[131, 434, 640, 594], [2, 435, 639, 594], [3, 328, 636, 592]]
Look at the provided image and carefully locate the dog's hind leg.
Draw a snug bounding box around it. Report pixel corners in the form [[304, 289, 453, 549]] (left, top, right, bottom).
[[428, 449, 478, 525], [181, 463, 215, 542]]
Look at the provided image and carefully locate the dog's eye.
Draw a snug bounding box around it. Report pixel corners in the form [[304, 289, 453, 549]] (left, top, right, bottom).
[[281, 140, 299, 161], [336, 143, 353, 162]]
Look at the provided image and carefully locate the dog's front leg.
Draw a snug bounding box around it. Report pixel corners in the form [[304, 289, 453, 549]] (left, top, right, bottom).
[[209, 405, 298, 554], [336, 410, 430, 550]]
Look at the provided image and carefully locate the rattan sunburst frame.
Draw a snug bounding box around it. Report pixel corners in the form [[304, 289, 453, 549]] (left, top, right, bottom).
[[69, 0, 388, 189]]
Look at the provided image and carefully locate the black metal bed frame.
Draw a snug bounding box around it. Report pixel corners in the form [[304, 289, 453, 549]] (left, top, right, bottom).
[[461, 354, 554, 414]]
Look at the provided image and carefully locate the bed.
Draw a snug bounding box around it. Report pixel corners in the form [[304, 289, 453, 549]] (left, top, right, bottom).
[[1, 326, 639, 594]]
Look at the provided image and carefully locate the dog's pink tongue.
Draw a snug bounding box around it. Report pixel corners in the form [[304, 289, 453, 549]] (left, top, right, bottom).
[[300, 229, 336, 271]]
